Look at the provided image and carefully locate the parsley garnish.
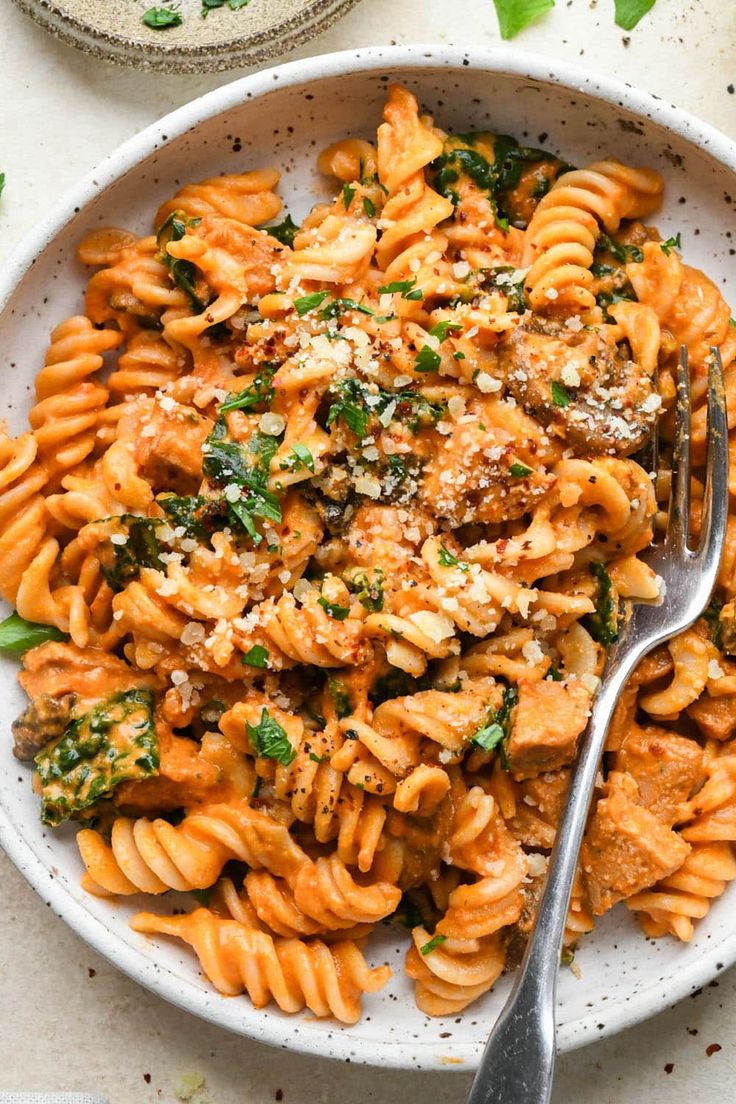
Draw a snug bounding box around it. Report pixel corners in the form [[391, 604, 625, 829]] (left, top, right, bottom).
[[377, 277, 424, 301], [266, 215, 300, 247], [201, 0, 250, 13], [420, 933, 447, 955], [429, 321, 462, 343], [583, 561, 619, 645], [242, 645, 269, 669], [325, 379, 371, 438], [470, 686, 518, 758], [438, 544, 469, 571], [294, 290, 329, 316], [363, 197, 376, 217], [342, 182, 356, 209], [347, 570, 384, 612], [245, 708, 295, 765], [597, 233, 644, 265], [0, 173, 5, 198], [318, 597, 350, 621], [660, 232, 682, 256], [319, 297, 375, 321], [414, 346, 441, 373], [547, 666, 564, 682], [0, 612, 66, 656], [280, 444, 315, 473], [614, 0, 656, 30], [142, 6, 183, 28], [704, 598, 724, 652], [219, 363, 276, 413], [327, 675, 353, 718], [509, 462, 533, 477], [156, 210, 206, 309], [551, 381, 572, 408]]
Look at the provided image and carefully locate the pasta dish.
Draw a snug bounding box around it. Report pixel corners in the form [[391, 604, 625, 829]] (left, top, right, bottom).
[[3, 85, 735, 1024]]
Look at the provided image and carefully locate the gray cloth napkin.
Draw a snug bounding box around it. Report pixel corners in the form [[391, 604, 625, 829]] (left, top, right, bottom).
[[0, 1096, 108, 1103]]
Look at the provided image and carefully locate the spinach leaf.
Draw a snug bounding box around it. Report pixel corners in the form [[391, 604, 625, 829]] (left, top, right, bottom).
[[0, 613, 67, 656]]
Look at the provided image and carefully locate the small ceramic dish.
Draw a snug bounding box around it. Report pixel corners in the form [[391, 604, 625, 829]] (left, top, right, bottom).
[[9, 0, 360, 72], [1, 45, 735, 1071]]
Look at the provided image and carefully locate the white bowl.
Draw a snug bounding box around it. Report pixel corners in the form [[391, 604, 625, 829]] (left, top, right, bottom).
[[1, 45, 735, 1072]]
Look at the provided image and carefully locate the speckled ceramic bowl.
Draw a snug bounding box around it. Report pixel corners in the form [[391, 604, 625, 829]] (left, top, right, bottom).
[[1, 46, 735, 1071], [9, 0, 360, 72]]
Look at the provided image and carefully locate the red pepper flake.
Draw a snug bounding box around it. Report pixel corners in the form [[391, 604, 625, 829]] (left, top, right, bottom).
[[664, 1064, 674, 1074], [706, 1043, 722, 1057]]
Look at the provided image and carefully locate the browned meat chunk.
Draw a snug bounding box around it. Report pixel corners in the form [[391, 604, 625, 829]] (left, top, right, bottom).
[[718, 598, 736, 656], [615, 725, 704, 824], [11, 693, 76, 761], [19, 642, 158, 704], [495, 318, 657, 455], [507, 679, 591, 781], [687, 694, 736, 741], [136, 406, 212, 495], [582, 772, 690, 915], [508, 768, 570, 848]]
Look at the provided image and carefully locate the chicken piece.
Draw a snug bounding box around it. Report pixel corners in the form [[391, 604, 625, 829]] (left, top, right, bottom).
[[508, 768, 570, 848], [507, 679, 591, 781], [687, 694, 736, 742], [582, 772, 690, 915], [719, 598, 736, 655], [135, 401, 213, 495], [615, 725, 704, 824], [11, 693, 76, 761], [496, 318, 657, 455], [113, 726, 226, 813], [18, 642, 158, 704]]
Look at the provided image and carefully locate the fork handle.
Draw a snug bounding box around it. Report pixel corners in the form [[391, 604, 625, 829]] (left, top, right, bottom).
[[466, 649, 640, 1104]]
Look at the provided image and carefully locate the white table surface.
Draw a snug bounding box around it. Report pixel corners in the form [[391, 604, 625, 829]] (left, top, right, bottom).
[[1, 1, 735, 1100]]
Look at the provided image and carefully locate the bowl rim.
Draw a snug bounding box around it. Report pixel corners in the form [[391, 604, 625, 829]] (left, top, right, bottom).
[[2, 43, 736, 1071]]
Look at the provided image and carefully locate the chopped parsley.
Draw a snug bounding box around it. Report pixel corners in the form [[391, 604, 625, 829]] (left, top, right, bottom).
[[327, 675, 353, 718], [201, 0, 250, 15], [414, 345, 441, 374], [156, 210, 206, 310], [509, 462, 533, 477], [320, 297, 375, 321], [280, 444, 315, 473], [470, 686, 518, 762], [245, 708, 295, 765], [342, 183, 356, 209], [294, 290, 329, 316], [363, 197, 376, 217], [0, 173, 5, 198], [0, 612, 67, 655], [660, 232, 682, 256], [219, 363, 276, 413], [551, 380, 572, 408], [583, 561, 619, 646], [429, 320, 462, 343], [318, 597, 350, 621], [420, 933, 447, 955], [377, 277, 424, 301], [704, 598, 724, 652], [347, 569, 384, 612], [266, 215, 300, 248], [597, 233, 644, 265], [241, 644, 269, 669], [142, 6, 183, 28], [438, 544, 469, 571]]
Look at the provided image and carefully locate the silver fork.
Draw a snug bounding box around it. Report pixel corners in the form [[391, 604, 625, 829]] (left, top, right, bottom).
[[466, 346, 728, 1104]]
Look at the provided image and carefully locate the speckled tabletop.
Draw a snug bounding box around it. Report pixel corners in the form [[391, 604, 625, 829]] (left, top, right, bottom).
[[1, 1, 735, 1102]]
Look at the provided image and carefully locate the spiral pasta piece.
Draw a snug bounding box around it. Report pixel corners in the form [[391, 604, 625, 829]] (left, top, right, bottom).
[[131, 908, 390, 1023]]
